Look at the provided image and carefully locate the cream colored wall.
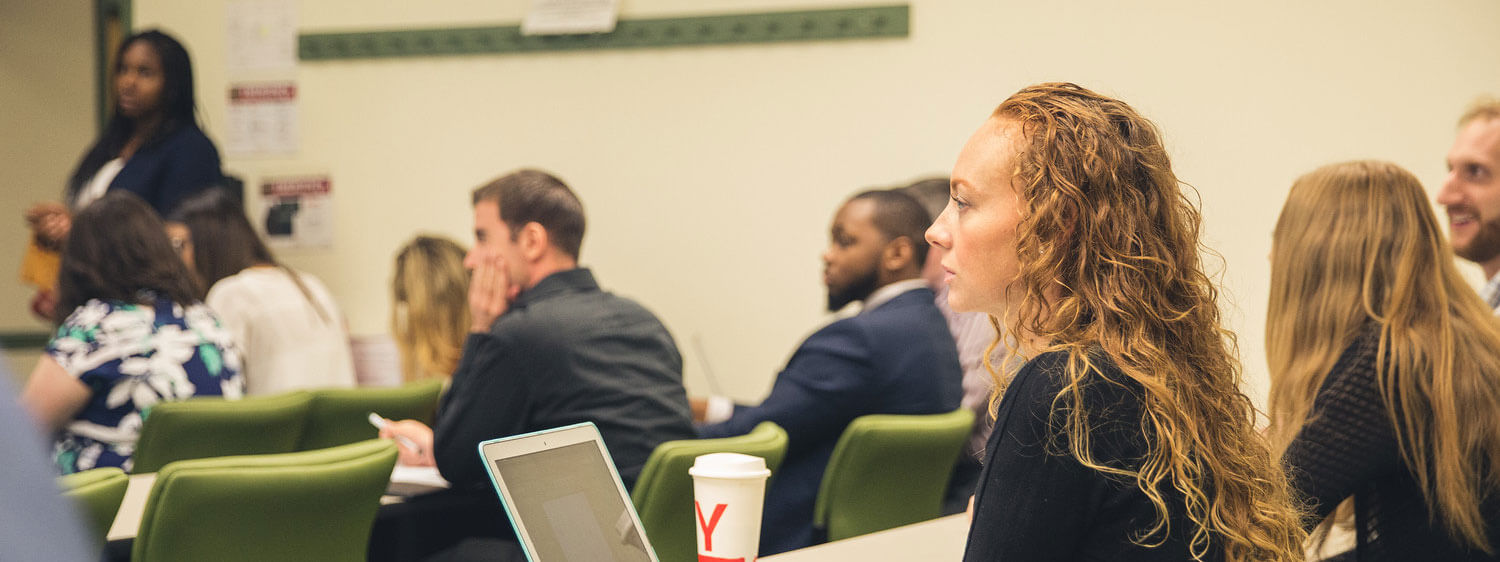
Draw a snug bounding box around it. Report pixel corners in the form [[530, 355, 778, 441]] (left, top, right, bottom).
[[0, 1, 95, 337], [130, 0, 1500, 407]]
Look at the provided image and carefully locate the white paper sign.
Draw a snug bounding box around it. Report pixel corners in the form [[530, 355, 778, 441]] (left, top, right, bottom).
[[261, 175, 333, 248], [226, 0, 297, 72], [522, 0, 619, 35], [227, 82, 298, 156]]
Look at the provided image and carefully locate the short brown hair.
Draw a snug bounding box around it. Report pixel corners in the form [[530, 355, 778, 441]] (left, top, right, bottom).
[[56, 191, 202, 324], [850, 189, 932, 268], [895, 177, 950, 220], [1458, 96, 1500, 128], [471, 169, 586, 259]]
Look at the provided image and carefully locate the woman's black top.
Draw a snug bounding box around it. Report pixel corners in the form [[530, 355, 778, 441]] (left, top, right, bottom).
[[1282, 325, 1500, 561], [964, 351, 1215, 561]]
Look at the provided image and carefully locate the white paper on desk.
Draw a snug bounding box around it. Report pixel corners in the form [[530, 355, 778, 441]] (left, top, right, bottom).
[[522, 0, 618, 35], [106, 473, 157, 541], [389, 464, 451, 496]]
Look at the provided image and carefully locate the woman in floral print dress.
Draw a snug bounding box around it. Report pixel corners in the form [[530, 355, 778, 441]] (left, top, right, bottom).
[[19, 191, 243, 473]]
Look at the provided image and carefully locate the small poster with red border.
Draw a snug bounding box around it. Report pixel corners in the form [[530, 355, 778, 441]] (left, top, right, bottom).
[[261, 175, 332, 248], [228, 82, 298, 155]]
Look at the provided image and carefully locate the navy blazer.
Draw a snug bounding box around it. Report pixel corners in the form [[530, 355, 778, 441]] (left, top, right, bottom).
[[699, 286, 963, 555], [106, 124, 223, 215]]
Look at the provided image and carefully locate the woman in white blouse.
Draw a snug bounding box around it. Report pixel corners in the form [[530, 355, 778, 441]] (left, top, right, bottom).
[[168, 188, 356, 395]]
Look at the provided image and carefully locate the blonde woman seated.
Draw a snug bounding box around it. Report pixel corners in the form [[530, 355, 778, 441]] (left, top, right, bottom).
[[926, 83, 1305, 561], [391, 235, 470, 383], [1268, 161, 1500, 561], [169, 189, 355, 395]]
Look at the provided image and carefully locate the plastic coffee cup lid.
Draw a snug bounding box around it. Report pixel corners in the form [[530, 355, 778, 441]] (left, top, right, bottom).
[[689, 452, 771, 479]]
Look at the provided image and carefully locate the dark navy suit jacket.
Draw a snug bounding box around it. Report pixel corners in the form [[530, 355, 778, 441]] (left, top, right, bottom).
[[106, 124, 222, 215], [699, 286, 963, 555]]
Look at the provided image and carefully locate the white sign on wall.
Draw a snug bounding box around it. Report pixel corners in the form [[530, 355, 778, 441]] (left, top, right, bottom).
[[227, 82, 298, 156], [523, 0, 619, 35], [226, 0, 297, 72]]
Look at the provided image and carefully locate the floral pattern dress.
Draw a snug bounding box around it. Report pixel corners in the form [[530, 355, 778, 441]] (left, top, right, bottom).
[[45, 295, 244, 473]]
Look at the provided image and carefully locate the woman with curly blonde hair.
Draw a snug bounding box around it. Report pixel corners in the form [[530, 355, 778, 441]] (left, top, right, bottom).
[[391, 235, 470, 382], [926, 82, 1306, 561], [1269, 161, 1500, 560]]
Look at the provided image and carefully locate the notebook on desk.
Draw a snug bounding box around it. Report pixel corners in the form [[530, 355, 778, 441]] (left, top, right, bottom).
[[478, 422, 658, 562]]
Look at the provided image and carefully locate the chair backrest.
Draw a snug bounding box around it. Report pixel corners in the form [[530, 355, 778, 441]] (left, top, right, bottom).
[[131, 392, 312, 474], [132, 439, 398, 562], [298, 379, 443, 451], [57, 467, 129, 545], [631, 421, 788, 562], [813, 409, 974, 541]]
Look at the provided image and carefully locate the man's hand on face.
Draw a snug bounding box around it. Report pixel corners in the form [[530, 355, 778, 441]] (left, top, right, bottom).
[[469, 248, 520, 333]]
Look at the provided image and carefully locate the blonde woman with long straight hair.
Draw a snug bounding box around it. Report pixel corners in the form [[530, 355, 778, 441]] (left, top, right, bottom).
[[1268, 160, 1500, 561], [926, 82, 1306, 561], [392, 235, 470, 382]]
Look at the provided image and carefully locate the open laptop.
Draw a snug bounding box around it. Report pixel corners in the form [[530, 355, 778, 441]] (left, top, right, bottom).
[[478, 422, 659, 562]]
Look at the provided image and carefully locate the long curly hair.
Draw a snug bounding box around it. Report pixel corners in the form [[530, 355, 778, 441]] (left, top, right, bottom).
[[1267, 160, 1500, 552], [983, 83, 1307, 561]]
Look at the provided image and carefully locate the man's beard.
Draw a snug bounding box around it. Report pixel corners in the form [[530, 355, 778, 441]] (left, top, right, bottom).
[[827, 267, 879, 312], [1455, 214, 1500, 265]]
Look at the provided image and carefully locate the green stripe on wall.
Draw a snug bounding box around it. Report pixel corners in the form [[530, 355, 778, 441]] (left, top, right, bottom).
[[299, 4, 909, 61]]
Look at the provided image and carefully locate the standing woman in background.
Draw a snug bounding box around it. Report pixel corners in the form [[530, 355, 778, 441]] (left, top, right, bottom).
[[1268, 161, 1500, 560], [170, 189, 356, 395], [24, 29, 222, 318], [20, 191, 242, 473], [926, 83, 1306, 561], [391, 235, 470, 383]]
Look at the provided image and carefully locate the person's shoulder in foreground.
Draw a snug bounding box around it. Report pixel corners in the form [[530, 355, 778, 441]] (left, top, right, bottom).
[[0, 361, 95, 562]]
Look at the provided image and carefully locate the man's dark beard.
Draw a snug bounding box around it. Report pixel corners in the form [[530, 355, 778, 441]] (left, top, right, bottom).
[[827, 268, 879, 311], [1456, 215, 1500, 264]]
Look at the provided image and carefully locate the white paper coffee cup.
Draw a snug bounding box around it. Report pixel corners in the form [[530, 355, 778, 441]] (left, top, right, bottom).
[[689, 453, 772, 562]]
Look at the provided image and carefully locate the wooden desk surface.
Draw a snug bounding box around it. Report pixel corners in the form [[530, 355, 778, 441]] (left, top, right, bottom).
[[762, 515, 969, 562], [106, 474, 155, 541], [108, 467, 971, 560]]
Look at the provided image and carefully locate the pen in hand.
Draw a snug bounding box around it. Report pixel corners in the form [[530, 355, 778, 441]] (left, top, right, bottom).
[[368, 412, 424, 456]]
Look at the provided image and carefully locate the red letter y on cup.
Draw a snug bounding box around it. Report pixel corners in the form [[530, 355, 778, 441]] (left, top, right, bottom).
[[695, 501, 728, 551]]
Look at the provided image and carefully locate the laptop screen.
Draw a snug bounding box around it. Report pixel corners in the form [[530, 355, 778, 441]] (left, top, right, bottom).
[[492, 441, 653, 561]]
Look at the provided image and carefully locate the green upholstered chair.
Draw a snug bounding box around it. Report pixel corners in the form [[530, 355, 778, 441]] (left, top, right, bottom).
[[131, 392, 312, 474], [298, 379, 444, 451], [813, 408, 975, 541], [132, 439, 398, 562], [632, 422, 788, 562], [57, 467, 129, 545]]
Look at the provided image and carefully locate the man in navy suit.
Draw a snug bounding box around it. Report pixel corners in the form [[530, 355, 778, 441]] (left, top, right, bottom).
[[695, 189, 964, 555]]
